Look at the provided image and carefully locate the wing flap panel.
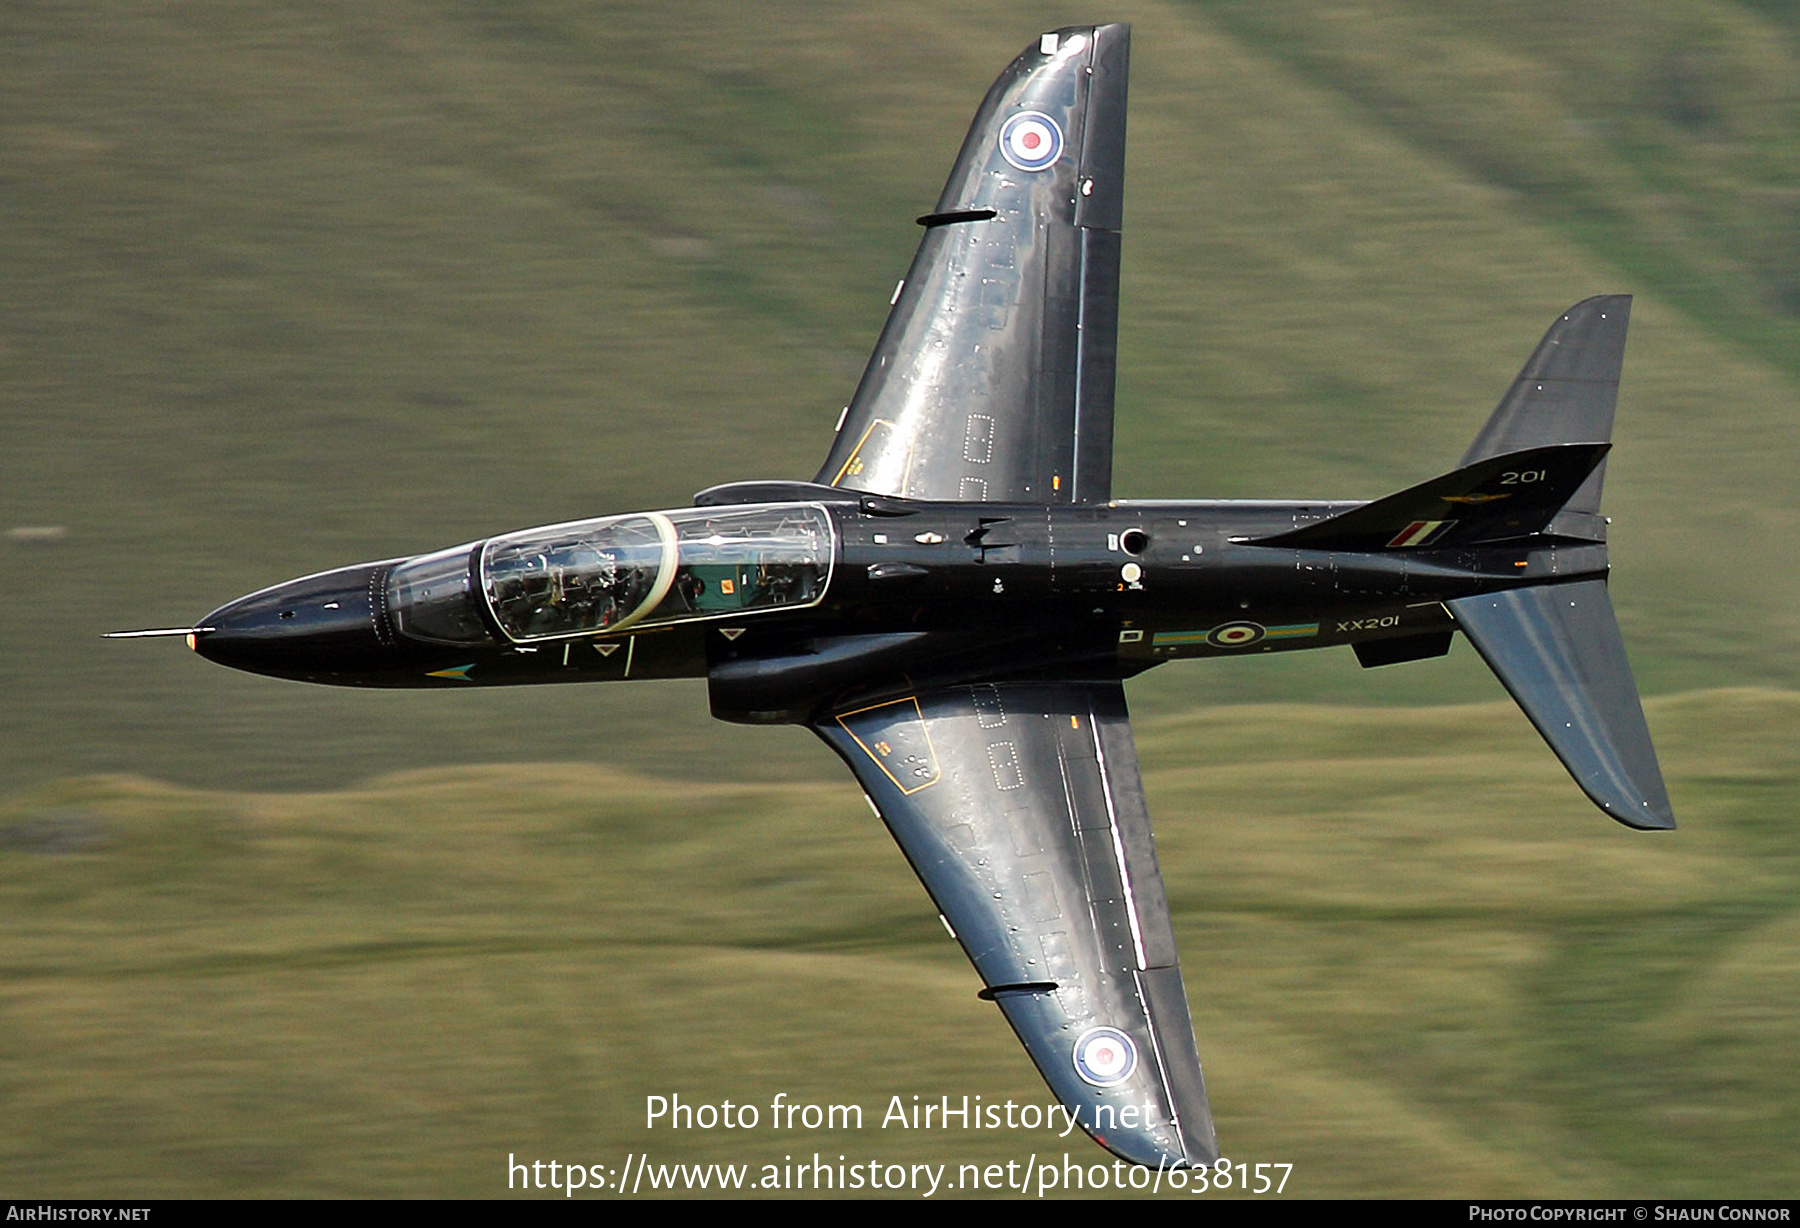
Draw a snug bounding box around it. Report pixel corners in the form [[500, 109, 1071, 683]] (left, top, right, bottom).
[[1089, 697, 1178, 969], [1074, 24, 1130, 232], [1137, 966, 1220, 1160]]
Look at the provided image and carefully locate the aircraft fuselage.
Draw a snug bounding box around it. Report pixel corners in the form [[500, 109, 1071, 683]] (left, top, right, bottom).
[[192, 494, 1608, 721]]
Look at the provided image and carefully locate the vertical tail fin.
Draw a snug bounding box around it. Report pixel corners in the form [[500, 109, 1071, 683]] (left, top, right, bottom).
[[1462, 294, 1630, 538]]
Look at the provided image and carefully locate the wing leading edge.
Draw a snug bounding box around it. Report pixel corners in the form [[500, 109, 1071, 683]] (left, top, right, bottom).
[[811, 680, 1218, 1168], [815, 24, 1129, 504]]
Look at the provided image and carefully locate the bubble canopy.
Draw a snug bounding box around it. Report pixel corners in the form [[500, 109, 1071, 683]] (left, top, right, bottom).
[[393, 502, 837, 645]]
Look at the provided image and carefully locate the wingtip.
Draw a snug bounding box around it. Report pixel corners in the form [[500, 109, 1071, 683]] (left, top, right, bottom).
[[1570, 292, 1632, 309], [1591, 784, 1675, 831], [1618, 804, 1677, 832], [1088, 1113, 1220, 1170]]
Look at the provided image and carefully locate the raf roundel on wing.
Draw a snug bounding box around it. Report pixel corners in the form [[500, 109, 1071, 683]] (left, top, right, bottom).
[[999, 110, 1063, 172], [1073, 1026, 1139, 1086]]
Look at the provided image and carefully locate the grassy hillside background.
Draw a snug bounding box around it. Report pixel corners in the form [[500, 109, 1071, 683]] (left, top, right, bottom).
[[3, 0, 1798, 1197], [6, 693, 1799, 1198]]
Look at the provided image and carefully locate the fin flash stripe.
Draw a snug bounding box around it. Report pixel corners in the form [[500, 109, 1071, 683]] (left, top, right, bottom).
[[1388, 520, 1456, 548]]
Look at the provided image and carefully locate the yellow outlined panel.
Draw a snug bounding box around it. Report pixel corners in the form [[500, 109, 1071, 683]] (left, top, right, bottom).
[[835, 696, 942, 794], [831, 418, 916, 495]]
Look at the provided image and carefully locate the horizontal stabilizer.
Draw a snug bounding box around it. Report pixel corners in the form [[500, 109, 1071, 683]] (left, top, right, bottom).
[[1448, 580, 1673, 830], [1252, 443, 1608, 552]]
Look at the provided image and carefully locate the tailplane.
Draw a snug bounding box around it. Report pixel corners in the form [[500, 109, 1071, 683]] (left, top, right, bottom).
[[1261, 295, 1671, 829], [1448, 581, 1673, 829]]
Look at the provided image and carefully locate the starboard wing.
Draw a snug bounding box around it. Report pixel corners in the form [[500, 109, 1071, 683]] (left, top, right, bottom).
[[811, 679, 1217, 1167], [815, 25, 1130, 504]]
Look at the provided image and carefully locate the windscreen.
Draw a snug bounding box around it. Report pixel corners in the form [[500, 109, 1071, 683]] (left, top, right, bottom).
[[385, 544, 490, 645]]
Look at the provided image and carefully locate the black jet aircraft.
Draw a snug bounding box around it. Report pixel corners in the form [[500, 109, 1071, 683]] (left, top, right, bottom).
[[115, 25, 1673, 1168]]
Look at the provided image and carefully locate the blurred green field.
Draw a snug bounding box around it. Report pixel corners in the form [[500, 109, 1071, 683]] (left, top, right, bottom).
[[4, 0, 1799, 1199], [3, 691, 1796, 1198]]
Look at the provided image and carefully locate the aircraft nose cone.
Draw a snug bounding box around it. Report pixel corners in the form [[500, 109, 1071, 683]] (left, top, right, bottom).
[[194, 562, 392, 681]]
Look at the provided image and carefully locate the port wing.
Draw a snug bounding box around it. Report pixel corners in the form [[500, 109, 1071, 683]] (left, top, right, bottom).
[[811, 679, 1217, 1167], [815, 25, 1130, 504]]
